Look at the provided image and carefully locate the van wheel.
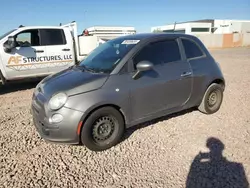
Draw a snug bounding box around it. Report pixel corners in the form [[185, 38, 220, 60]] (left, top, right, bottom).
[[198, 83, 223, 114], [81, 107, 124, 151]]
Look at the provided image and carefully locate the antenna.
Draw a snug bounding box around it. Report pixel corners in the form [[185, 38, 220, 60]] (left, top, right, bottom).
[[173, 21, 176, 32]]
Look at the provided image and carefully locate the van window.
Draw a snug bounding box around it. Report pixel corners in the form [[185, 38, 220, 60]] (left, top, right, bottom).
[[191, 28, 210, 32], [15, 29, 40, 47], [134, 39, 181, 67], [182, 39, 204, 59], [40, 29, 66, 46]]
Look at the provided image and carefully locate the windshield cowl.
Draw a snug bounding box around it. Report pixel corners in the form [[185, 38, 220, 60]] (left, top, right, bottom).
[[75, 65, 107, 74]]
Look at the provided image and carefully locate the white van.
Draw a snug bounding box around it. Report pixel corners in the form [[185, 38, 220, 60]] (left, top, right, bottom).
[[0, 22, 136, 84]]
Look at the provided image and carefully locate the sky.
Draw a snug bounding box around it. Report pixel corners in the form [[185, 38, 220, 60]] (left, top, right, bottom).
[[0, 0, 250, 35]]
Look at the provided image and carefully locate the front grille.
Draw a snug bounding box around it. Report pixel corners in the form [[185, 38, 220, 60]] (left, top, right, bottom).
[[35, 93, 47, 107], [32, 92, 48, 119]]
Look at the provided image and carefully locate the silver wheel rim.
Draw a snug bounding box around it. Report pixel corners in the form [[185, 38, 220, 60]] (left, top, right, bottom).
[[207, 89, 222, 110], [208, 91, 218, 106]]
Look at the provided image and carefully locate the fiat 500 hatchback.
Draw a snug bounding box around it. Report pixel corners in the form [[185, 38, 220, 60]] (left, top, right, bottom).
[[31, 33, 225, 151]]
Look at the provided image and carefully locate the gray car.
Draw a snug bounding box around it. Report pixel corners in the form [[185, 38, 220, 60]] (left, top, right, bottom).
[[31, 33, 225, 151]]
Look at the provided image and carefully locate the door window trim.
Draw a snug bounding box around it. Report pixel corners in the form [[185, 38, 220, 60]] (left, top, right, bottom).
[[12, 29, 67, 47], [9, 29, 42, 47], [179, 37, 206, 61], [129, 38, 183, 72], [39, 28, 67, 46]]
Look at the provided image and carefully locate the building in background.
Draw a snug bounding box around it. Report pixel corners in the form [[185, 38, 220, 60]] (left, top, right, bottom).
[[151, 19, 250, 35]]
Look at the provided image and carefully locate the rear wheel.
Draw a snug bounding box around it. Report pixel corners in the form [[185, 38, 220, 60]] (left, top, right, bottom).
[[198, 83, 223, 114], [81, 107, 124, 151]]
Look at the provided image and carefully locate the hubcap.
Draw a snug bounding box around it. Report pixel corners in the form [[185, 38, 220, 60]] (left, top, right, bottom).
[[207, 89, 221, 107], [208, 92, 217, 106], [92, 116, 115, 142]]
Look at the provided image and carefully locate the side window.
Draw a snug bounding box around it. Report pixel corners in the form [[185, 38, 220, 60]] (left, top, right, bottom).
[[182, 39, 204, 59], [15, 29, 40, 47], [40, 29, 66, 46], [133, 40, 181, 68]]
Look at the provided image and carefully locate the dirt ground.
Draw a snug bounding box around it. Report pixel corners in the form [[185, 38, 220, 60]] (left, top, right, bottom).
[[0, 47, 250, 188]]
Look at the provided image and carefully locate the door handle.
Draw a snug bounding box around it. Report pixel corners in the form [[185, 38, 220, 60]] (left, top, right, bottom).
[[181, 72, 192, 77], [62, 48, 70, 51], [34, 50, 44, 53]]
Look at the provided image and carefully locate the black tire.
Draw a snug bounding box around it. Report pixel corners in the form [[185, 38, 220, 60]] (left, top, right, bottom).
[[81, 107, 125, 151], [198, 83, 224, 114], [0, 70, 7, 85]]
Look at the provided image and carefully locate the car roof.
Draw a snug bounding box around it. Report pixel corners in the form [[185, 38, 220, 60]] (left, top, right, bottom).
[[117, 33, 195, 41]]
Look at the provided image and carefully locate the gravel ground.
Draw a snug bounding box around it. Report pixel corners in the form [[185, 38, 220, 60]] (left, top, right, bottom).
[[0, 47, 250, 188]]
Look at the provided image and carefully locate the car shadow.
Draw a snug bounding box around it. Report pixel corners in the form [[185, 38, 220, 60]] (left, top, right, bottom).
[[186, 137, 249, 188], [122, 107, 196, 141], [0, 80, 40, 95]]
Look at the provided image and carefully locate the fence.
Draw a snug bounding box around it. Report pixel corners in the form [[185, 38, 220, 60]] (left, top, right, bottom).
[[196, 33, 250, 49]]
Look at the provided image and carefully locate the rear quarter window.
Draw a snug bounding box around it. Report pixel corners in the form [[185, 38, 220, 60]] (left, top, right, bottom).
[[182, 38, 204, 59]]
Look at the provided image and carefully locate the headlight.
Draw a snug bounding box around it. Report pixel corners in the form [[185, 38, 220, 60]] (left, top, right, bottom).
[[48, 93, 67, 110]]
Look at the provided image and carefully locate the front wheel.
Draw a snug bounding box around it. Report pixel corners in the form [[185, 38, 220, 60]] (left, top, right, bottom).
[[81, 107, 124, 151], [198, 83, 224, 114]]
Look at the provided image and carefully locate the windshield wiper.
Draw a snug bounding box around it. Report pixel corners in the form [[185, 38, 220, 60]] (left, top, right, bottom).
[[72, 65, 84, 71], [81, 65, 98, 73], [92, 68, 107, 74]]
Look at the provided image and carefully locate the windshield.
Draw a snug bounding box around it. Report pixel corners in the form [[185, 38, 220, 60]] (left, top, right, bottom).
[[0, 29, 16, 40], [79, 38, 140, 73]]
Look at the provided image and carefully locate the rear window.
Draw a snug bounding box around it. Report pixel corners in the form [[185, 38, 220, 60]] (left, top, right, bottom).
[[182, 39, 204, 59], [40, 29, 66, 46]]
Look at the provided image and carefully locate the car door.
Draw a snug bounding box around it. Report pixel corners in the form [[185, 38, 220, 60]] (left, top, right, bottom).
[[2, 29, 48, 79], [180, 38, 208, 103], [40, 29, 75, 74], [156, 38, 193, 109], [128, 38, 192, 122]]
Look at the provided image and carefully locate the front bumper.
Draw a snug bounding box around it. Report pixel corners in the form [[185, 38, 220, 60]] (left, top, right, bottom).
[[31, 100, 84, 144]]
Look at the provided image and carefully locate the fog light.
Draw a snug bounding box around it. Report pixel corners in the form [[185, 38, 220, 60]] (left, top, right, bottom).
[[50, 114, 63, 124]]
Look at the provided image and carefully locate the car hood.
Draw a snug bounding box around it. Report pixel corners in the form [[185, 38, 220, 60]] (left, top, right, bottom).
[[37, 66, 109, 97]]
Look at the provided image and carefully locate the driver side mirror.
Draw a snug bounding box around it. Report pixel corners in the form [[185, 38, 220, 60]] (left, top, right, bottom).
[[132, 60, 153, 79], [3, 36, 16, 53]]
